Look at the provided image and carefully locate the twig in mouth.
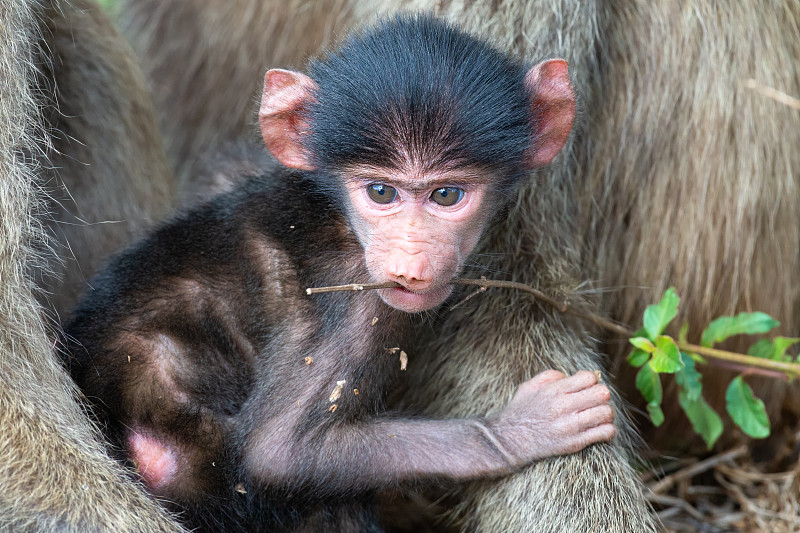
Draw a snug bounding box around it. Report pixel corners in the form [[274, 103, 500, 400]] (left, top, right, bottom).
[[306, 281, 399, 294], [304, 278, 800, 378]]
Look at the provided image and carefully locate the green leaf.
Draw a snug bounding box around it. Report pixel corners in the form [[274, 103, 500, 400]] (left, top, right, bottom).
[[649, 336, 684, 373], [748, 337, 800, 361], [636, 364, 662, 405], [725, 376, 770, 439], [747, 339, 773, 359], [773, 337, 800, 361], [678, 390, 723, 450], [647, 402, 665, 427], [629, 337, 656, 353], [678, 323, 689, 345], [701, 312, 780, 347], [637, 365, 665, 427], [643, 288, 680, 340], [627, 349, 650, 368], [675, 352, 702, 401]]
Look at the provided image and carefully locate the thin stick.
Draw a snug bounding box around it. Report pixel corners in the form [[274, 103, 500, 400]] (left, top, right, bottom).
[[744, 79, 800, 110], [649, 445, 748, 494], [450, 278, 568, 312], [647, 494, 705, 521], [449, 285, 487, 311], [305, 278, 800, 378], [306, 281, 399, 294]]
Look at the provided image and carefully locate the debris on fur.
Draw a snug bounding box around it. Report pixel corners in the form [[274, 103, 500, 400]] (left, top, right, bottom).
[[329, 380, 346, 403]]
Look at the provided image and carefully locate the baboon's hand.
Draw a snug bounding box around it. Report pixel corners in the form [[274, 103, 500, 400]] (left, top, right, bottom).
[[489, 370, 616, 468]]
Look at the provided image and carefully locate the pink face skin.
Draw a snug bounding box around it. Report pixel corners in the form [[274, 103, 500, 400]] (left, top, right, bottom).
[[342, 164, 493, 313]]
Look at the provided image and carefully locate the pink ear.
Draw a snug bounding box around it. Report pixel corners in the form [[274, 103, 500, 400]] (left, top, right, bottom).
[[523, 59, 576, 168], [259, 69, 318, 171]]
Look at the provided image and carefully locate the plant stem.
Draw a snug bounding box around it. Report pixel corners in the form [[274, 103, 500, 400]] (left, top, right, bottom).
[[680, 342, 800, 378], [305, 278, 800, 378], [450, 277, 568, 312]]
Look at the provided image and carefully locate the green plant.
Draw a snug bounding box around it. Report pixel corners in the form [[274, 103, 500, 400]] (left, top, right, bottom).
[[627, 288, 800, 448]]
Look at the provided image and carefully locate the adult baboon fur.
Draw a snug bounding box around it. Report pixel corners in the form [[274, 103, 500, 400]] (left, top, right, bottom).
[[119, 0, 800, 449], [584, 2, 800, 449], [38, 0, 176, 317], [0, 0, 183, 530], [116, 0, 358, 189]]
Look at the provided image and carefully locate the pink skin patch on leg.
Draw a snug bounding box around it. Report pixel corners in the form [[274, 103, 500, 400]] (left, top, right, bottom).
[[127, 431, 178, 490]]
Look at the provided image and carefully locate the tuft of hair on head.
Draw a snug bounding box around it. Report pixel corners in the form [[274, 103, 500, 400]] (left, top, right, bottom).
[[304, 14, 534, 194]]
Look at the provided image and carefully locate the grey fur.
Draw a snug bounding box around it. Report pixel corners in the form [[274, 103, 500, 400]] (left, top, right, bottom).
[[0, 0, 183, 530]]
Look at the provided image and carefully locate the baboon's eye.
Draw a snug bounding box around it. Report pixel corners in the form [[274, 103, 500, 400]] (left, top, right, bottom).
[[430, 187, 464, 206], [367, 184, 398, 204]]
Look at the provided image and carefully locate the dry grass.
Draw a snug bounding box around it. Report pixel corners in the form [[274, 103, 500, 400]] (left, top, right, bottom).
[[644, 440, 800, 532]]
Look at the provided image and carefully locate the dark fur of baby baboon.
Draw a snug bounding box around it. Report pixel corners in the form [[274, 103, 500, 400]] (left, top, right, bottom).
[[119, 0, 800, 529], [63, 16, 619, 531], [119, 0, 800, 450], [115, 1, 662, 532]]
